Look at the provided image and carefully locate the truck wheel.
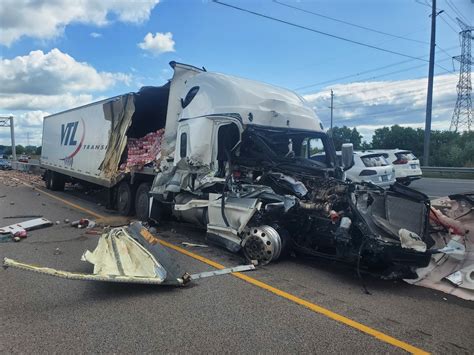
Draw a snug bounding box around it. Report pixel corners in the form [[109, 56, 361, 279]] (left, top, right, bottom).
[[135, 182, 151, 221], [47, 171, 65, 191], [116, 181, 135, 216]]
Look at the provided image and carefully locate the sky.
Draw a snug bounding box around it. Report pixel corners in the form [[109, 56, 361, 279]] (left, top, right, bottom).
[[0, 0, 473, 146]]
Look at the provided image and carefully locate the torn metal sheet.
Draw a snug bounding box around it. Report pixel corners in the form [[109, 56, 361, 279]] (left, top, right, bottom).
[[404, 194, 474, 301], [3, 222, 188, 285], [3, 222, 256, 287], [190, 264, 255, 280], [3, 257, 173, 285], [182, 242, 209, 248], [99, 94, 135, 181], [0, 218, 52, 235]]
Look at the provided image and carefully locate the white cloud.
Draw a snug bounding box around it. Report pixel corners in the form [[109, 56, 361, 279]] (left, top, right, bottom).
[[0, 0, 160, 46], [90, 32, 102, 38], [303, 73, 460, 140], [0, 111, 49, 146], [0, 48, 131, 95], [0, 48, 130, 145], [0, 93, 94, 111], [138, 32, 175, 55]]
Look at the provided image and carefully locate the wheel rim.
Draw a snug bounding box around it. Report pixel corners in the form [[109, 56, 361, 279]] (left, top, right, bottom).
[[242, 225, 282, 265]]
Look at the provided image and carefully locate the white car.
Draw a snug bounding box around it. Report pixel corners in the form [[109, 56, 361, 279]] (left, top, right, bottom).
[[375, 149, 422, 186], [337, 151, 396, 187]]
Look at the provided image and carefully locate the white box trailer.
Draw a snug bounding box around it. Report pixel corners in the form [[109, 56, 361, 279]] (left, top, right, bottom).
[[40, 62, 203, 218], [40, 91, 161, 216], [41, 96, 118, 187]]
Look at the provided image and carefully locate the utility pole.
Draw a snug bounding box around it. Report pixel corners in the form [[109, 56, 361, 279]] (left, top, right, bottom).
[[0, 116, 16, 160], [10, 117, 16, 161], [330, 89, 334, 136], [423, 0, 437, 166]]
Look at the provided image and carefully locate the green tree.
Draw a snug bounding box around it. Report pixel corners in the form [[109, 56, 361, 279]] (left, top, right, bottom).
[[371, 125, 424, 159], [360, 141, 372, 151], [25, 145, 37, 155], [330, 126, 362, 150], [35, 146, 42, 155], [15, 145, 25, 155]]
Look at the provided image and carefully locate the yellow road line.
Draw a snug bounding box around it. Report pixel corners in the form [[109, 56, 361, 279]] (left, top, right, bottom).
[[14, 179, 103, 219], [155, 238, 428, 355], [22, 181, 429, 354]]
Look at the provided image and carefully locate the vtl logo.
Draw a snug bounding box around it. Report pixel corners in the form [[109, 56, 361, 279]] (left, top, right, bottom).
[[59, 119, 85, 166], [61, 121, 78, 146]]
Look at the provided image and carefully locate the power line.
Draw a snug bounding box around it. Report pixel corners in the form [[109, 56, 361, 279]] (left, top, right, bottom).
[[304, 73, 456, 105], [441, 7, 461, 26], [435, 44, 454, 62], [213, 0, 435, 63], [273, 0, 429, 44], [295, 59, 414, 91], [313, 82, 455, 111], [445, 0, 471, 25], [341, 58, 452, 84], [297, 54, 455, 92], [439, 13, 460, 33], [318, 98, 456, 122], [330, 82, 455, 109]]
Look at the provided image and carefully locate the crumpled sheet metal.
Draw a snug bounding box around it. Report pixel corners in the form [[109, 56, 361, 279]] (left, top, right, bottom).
[[4, 222, 189, 286], [99, 94, 135, 181], [404, 195, 474, 301]]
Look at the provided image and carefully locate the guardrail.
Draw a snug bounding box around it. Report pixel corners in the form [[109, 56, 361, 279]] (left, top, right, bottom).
[[421, 166, 474, 173], [421, 166, 474, 179]]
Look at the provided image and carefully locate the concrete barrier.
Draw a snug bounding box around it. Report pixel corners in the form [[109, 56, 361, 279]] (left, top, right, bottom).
[[11, 161, 43, 175]]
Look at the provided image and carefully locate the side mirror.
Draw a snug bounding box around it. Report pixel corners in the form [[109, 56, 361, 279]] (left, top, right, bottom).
[[341, 143, 354, 170]]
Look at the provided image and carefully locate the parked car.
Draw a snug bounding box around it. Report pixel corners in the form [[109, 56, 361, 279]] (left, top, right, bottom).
[[338, 151, 396, 187], [376, 149, 422, 186], [18, 154, 29, 163], [0, 158, 12, 170]]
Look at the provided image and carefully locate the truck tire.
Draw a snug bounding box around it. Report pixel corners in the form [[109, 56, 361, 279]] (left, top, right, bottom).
[[116, 181, 135, 216], [46, 171, 65, 191], [135, 182, 151, 221]]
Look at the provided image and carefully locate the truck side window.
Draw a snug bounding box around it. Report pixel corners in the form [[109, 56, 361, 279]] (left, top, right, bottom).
[[180, 132, 187, 158], [181, 86, 199, 108]]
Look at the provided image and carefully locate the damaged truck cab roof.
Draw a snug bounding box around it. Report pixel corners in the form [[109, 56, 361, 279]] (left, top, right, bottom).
[[171, 62, 325, 132]]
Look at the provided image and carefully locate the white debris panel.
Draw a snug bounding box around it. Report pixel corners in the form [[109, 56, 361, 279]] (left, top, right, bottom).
[[405, 194, 474, 301], [3, 222, 255, 286], [4, 223, 189, 285]]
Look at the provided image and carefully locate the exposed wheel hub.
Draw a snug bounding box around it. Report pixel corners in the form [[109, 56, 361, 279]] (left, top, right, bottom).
[[242, 225, 282, 265]]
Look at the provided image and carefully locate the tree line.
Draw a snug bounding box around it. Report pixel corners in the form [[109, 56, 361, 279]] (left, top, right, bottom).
[[329, 125, 474, 167], [0, 145, 42, 156]]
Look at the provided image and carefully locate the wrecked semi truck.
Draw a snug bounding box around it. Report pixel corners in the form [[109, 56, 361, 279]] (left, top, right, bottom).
[[42, 62, 437, 279], [145, 63, 439, 279]]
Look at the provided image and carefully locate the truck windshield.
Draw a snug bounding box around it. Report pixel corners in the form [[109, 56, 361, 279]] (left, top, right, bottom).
[[239, 127, 335, 168]]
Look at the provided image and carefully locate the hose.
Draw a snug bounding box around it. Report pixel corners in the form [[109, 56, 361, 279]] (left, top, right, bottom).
[[221, 174, 231, 227]]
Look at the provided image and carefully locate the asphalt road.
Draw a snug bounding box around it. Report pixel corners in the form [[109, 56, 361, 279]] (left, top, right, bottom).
[[410, 177, 474, 199], [1, 175, 473, 353]]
